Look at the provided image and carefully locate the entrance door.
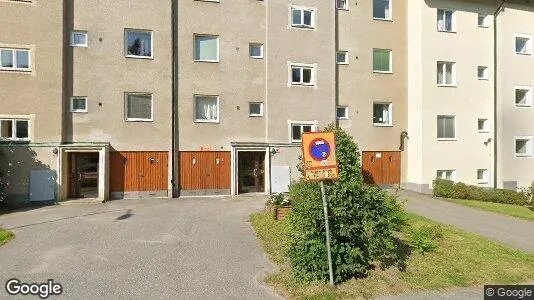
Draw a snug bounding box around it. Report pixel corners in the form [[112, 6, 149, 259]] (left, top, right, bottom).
[[238, 152, 265, 193], [362, 151, 401, 185], [69, 153, 99, 199]]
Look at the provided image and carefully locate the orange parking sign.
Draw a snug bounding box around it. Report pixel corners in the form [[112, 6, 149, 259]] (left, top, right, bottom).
[[301, 132, 339, 181]]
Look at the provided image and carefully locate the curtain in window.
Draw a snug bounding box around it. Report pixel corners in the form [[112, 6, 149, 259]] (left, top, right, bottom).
[[127, 94, 152, 119], [437, 10, 445, 31], [196, 97, 218, 121], [373, 104, 390, 124], [373, 49, 390, 72], [127, 32, 152, 57], [437, 116, 455, 138], [383, 0, 390, 19], [195, 36, 218, 61], [373, 0, 389, 19], [445, 11, 453, 31], [437, 63, 444, 84], [445, 64, 452, 84]]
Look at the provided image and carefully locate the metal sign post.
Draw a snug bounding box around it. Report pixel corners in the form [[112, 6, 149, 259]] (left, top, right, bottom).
[[301, 132, 339, 286], [320, 181, 335, 286]]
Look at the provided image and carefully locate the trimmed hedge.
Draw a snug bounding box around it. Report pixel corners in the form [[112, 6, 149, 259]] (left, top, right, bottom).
[[433, 179, 528, 206]]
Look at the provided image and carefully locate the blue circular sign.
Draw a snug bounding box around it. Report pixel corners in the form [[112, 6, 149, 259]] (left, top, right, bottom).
[[309, 138, 331, 161]]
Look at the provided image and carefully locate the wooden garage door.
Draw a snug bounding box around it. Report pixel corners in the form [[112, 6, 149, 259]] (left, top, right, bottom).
[[110, 151, 168, 192], [179, 151, 230, 190], [362, 151, 401, 185]]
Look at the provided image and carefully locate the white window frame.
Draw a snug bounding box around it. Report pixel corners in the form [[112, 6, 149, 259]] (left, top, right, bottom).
[[373, 49, 392, 73], [514, 136, 533, 158], [249, 102, 264, 117], [477, 118, 489, 133], [373, 0, 392, 20], [71, 31, 88, 47], [194, 95, 220, 123], [70, 97, 88, 113], [514, 34, 532, 56], [288, 120, 317, 143], [249, 43, 264, 59], [336, 106, 349, 120], [124, 93, 153, 122], [436, 170, 456, 181], [289, 63, 316, 86], [0, 118, 30, 142], [437, 9, 456, 32], [477, 66, 489, 80], [478, 14, 489, 28], [194, 34, 220, 62], [290, 6, 316, 29], [0, 48, 31, 72], [437, 115, 456, 140], [477, 169, 489, 184], [514, 86, 533, 107], [336, 51, 348, 65], [437, 61, 456, 86], [373, 102, 393, 126], [336, 0, 348, 10], [124, 29, 153, 59]]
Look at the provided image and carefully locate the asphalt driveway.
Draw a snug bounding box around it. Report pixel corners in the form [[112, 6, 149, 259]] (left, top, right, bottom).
[[0, 196, 282, 299]]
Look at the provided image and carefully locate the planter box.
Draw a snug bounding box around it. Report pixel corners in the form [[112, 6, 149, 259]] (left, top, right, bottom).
[[275, 206, 292, 220]]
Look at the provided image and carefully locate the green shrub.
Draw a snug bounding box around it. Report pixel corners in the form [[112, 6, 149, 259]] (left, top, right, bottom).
[[433, 179, 528, 206], [406, 224, 443, 254], [288, 125, 405, 283]]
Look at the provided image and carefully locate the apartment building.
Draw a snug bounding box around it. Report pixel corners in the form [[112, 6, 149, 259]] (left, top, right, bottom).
[[1, 0, 533, 205]]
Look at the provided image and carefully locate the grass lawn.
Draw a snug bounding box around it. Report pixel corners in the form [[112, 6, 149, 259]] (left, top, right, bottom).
[[0, 227, 14, 246], [250, 212, 534, 299], [444, 198, 534, 221]]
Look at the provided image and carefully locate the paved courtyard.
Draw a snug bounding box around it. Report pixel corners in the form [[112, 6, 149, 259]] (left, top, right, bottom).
[[0, 196, 281, 299]]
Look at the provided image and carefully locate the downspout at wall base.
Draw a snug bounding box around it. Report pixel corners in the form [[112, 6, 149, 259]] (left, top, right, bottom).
[[493, 0, 506, 188], [171, 0, 179, 197]]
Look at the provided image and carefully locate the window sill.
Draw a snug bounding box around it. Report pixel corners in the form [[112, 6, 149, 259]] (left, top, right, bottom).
[[71, 44, 88, 48], [194, 120, 220, 124], [250, 56, 264, 59], [291, 25, 315, 30], [515, 52, 532, 56], [478, 78, 489, 81], [0, 139, 30, 143], [373, 17, 393, 22], [0, 68, 32, 73], [373, 123, 393, 127], [373, 70, 393, 74], [478, 25, 490, 28], [437, 30, 457, 34], [337, 117, 349, 120], [71, 110, 88, 114], [291, 83, 315, 87], [249, 115, 263, 118], [336, 62, 349, 65], [478, 130, 490, 133], [125, 119, 153, 122], [437, 138, 457, 141], [337, 7, 349, 11], [515, 104, 532, 108], [194, 59, 220, 63], [515, 155, 533, 158], [125, 55, 154, 60], [437, 84, 457, 88]]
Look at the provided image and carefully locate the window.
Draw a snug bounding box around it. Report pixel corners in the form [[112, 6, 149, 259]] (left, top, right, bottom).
[[478, 66, 488, 80], [515, 137, 533, 157], [437, 115, 455, 139], [71, 31, 88, 47], [337, 0, 348, 10], [336, 51, 348, 65], [70, 97, 87, 113], [478, 14, 489, 27], [514, 86, 532, 107], [437, 61, 456, 86], [125, 30, 152, 58], [195, 95, 219, 123], [373, 103, 392, 126], [515, 35, 532, 55], [291, 65, 314, 85], [477, 169, 489, 183], [0, 48, 30, 71], [478, 118, 489, 132], [373, 0, 391, 20], [249, 102, 263, 117], [0, 119, 29, 141], [125, 93, 153, 121], [289, 122, 316, 143], [436, 170, 456, 181], [249, 43, 263, 59], [336, 106, 349, 119], [291, 7, 315, 28], [373, 49, 392, 73], [194, 35, 219, 62], [437, 9, 455, 32]]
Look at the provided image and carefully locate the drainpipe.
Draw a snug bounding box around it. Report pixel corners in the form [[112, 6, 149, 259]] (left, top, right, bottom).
[[493, 0, 506, 188], [334, 2, 340, 128], [171, 0, 178, 197]]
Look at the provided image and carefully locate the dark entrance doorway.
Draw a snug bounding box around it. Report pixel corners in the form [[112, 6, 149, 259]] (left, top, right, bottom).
[[69, 152, 99, 199], [238, 151, 265, 194]]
